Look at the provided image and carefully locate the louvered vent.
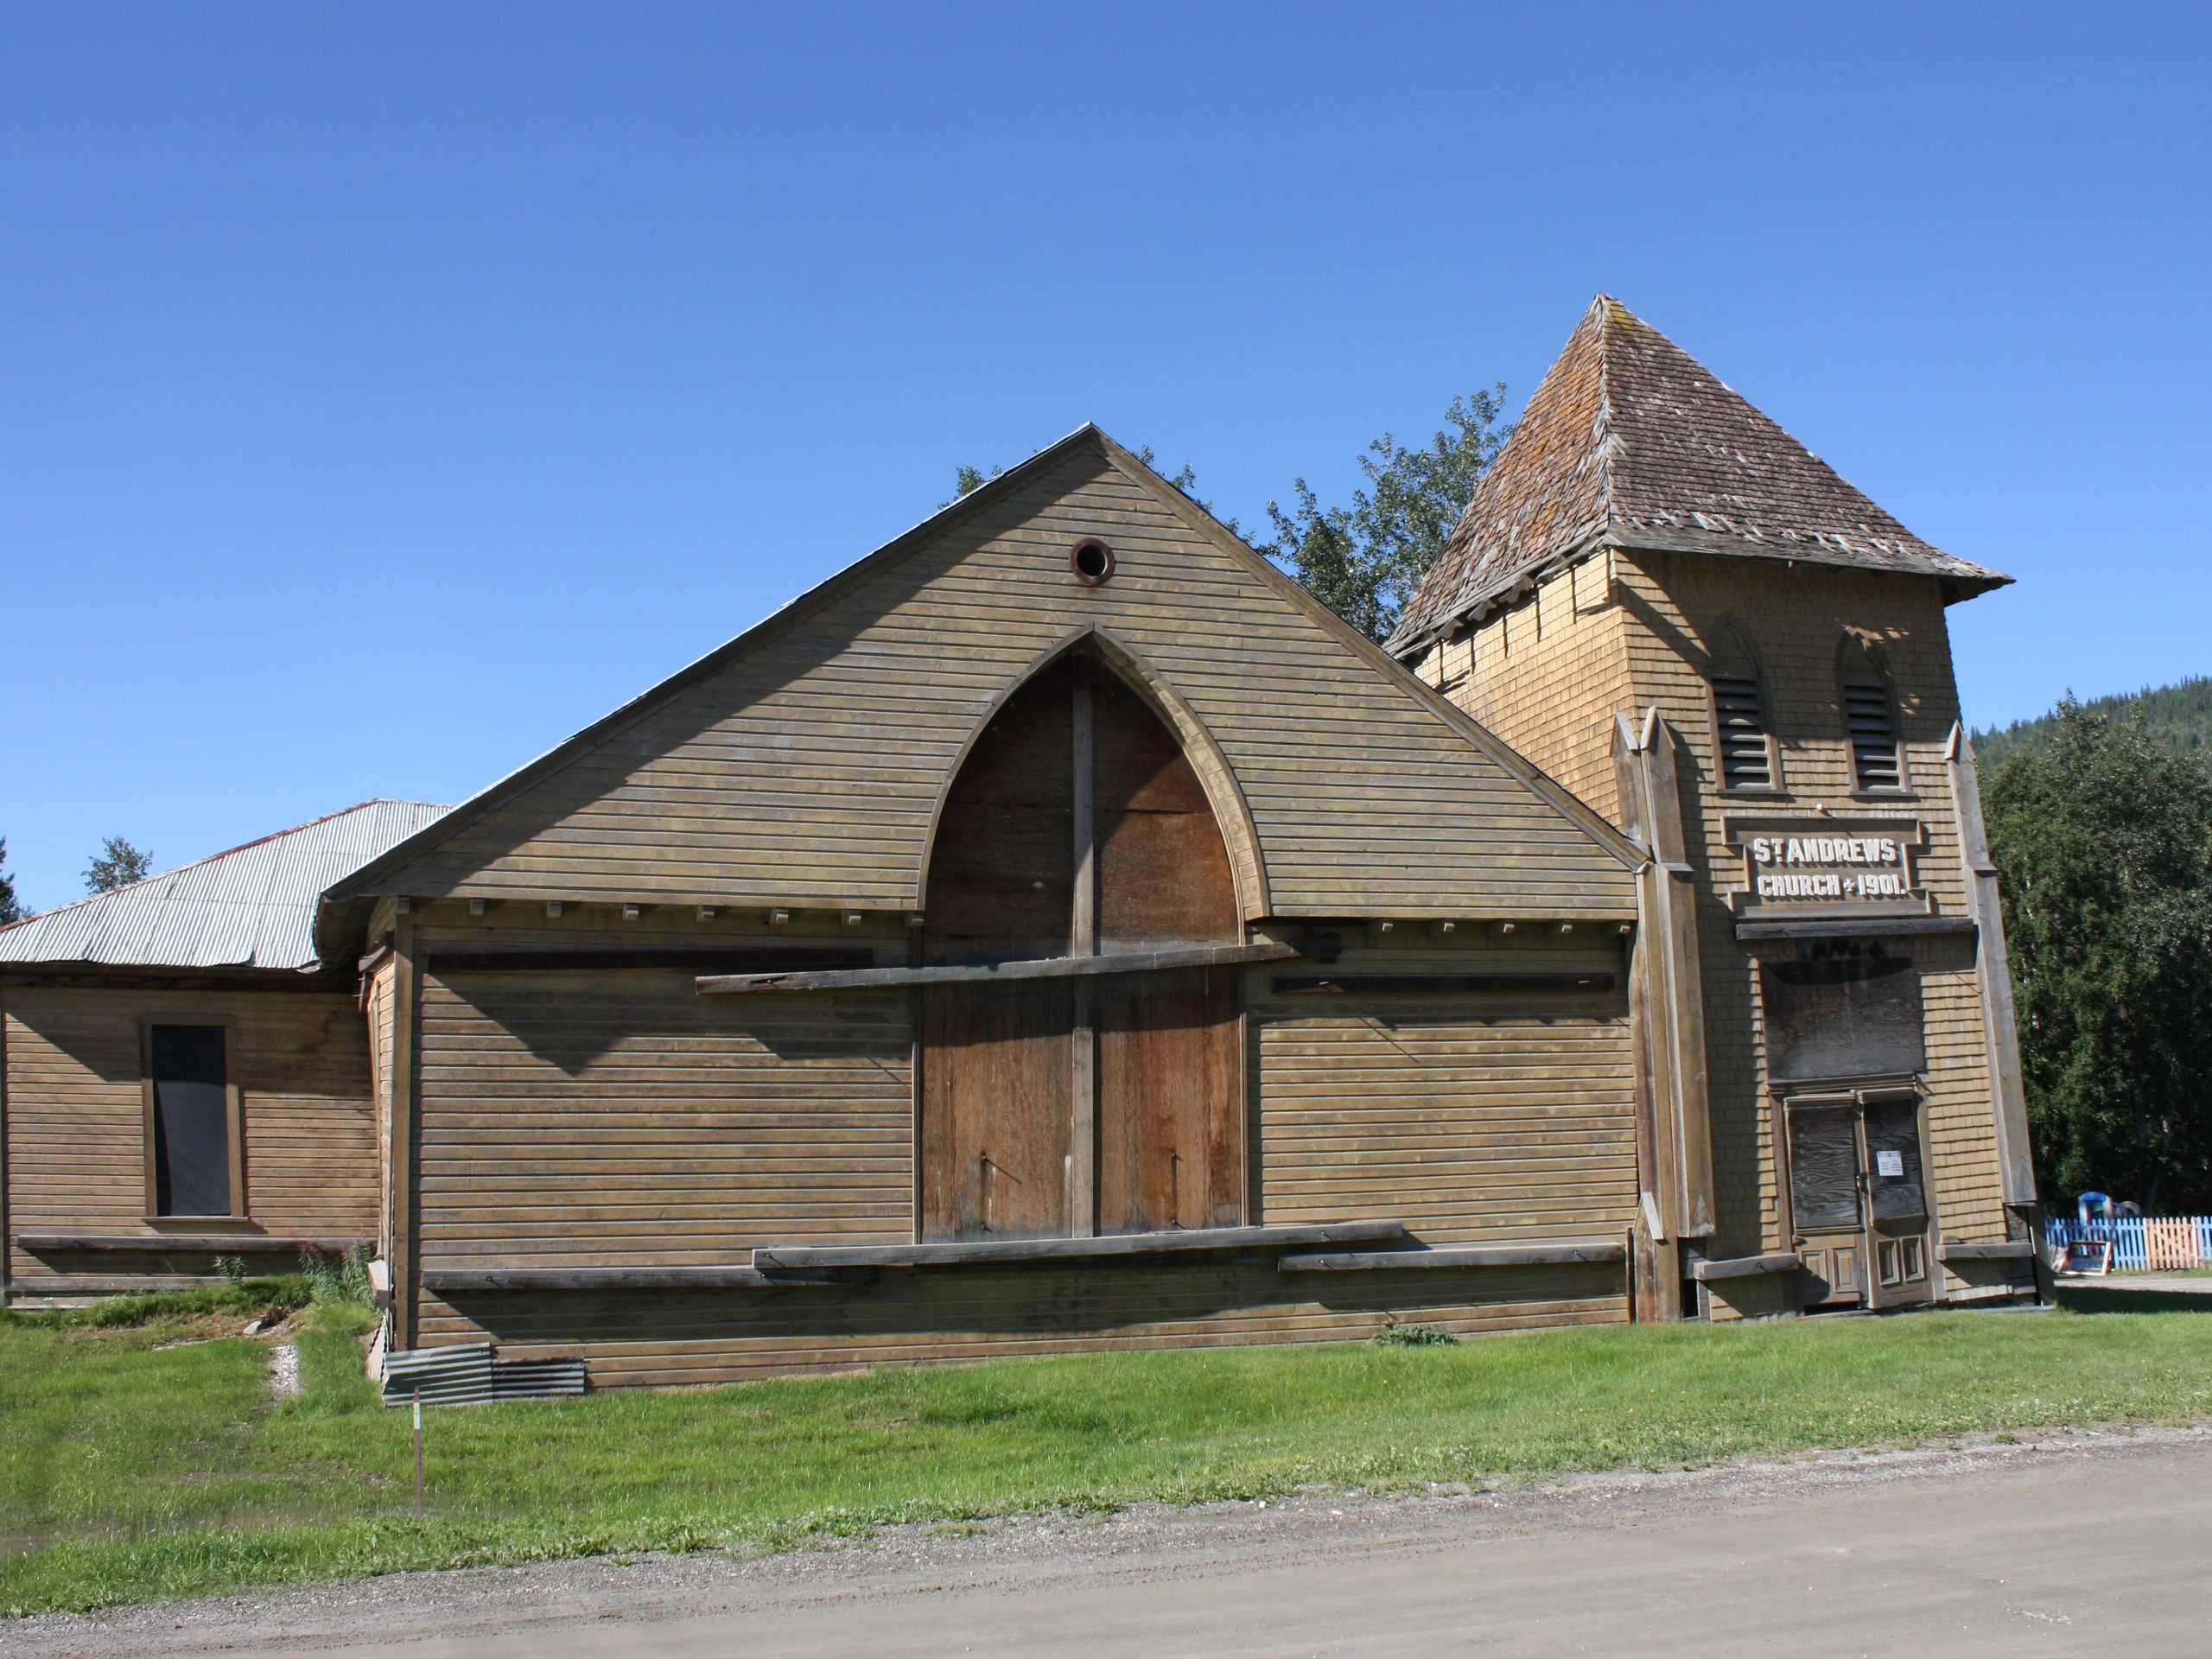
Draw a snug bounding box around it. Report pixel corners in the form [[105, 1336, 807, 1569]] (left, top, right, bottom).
[[1845, 683, 1903, 790], [1711, 676, 1772, 789]]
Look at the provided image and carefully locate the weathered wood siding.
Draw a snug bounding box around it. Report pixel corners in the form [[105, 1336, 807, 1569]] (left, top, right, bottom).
[[416, 1260, 1629, 1389], [1420, 557, 1634, 820], [400, 906, 1634, 1383], [410, 914, 916, 1271], [1251, 938, 1638, 1246], [2, 984, 378, 1292], [357, 440, 1635, 922], [364, 954, 397, 1259], [1439, 547, 2021, 1314]]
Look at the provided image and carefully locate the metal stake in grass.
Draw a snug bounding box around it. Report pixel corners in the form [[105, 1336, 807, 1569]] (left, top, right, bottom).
[[413, 1385, 423, 1522]]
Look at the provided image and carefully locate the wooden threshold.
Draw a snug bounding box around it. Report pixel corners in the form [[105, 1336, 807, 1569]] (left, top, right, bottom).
[[1936, 1240, 2037, 1262], [15, 1232, 366, 1254], [1689, 1250, 1803, 1281], [751, 1219, 1407, 1269], [1277, 1240, 1625, 1271], [698, 938, 1329, 995]]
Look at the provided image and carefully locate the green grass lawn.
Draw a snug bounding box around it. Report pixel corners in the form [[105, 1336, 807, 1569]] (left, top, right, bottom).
[[4, 1291, 2209, 1618]]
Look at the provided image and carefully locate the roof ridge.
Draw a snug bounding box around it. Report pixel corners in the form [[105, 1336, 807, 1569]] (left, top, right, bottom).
[[1591, 294, 1623, 531]]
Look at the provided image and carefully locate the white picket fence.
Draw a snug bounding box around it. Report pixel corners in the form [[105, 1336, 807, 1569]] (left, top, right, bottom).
[[2044, 1217, 2212, 1272]]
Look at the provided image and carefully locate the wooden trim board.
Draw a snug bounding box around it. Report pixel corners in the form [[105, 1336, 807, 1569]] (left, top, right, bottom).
[[1690, 1251, 1803, 1281], [423, 1266, 878, 1291], [1936, 1240, 2036, 1262], [16, 1232, 364, 1254], [699, 940, 1317, 995], [1279, 1241, 1626, 1271], [751, 1219, 1406, 1269]]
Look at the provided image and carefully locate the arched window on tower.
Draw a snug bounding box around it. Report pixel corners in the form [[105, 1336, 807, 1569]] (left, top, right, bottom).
[[1839, 638, 1907, 793], [1706, 621, 1779, 792]]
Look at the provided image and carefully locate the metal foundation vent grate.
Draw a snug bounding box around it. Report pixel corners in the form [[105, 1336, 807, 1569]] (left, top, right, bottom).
[[378, 1340, 587, 1407]]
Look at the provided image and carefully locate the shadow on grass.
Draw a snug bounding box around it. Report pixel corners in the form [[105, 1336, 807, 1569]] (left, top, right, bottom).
[[2054, 1284, 2212, 1314]]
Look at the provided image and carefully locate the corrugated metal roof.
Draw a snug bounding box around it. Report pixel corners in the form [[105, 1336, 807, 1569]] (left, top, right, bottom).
[[0, 800, 451, 971]]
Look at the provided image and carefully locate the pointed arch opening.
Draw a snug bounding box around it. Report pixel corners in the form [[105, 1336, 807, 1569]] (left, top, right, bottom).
[[917, 645, 1246, 1243]]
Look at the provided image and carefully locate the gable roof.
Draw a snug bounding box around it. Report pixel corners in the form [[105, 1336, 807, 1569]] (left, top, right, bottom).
[[0, 800, 450, 973], [1388, 296, 2010, 653], [322, 427, 1640, 930]]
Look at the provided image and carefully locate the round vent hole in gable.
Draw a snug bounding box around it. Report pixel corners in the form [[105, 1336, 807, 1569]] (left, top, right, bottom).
[[1070, 538, 1115, 586]]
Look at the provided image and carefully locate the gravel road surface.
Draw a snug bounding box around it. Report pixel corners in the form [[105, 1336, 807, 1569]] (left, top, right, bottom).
[[15, 1425, 2210, 1657]]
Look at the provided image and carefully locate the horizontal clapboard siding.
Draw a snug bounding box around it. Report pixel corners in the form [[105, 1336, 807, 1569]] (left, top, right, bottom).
[[3, 986, 378, 1290], [372, 442, 1634, 920], [1250, 945, 1637, 1244], [414, 967, 914, 1268], [416, 1257, 1627, 1389], [394, 929, 1638, 1384]]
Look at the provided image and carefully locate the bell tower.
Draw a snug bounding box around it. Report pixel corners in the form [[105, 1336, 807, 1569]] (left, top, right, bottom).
[[1393, 297, 2041, 1318]]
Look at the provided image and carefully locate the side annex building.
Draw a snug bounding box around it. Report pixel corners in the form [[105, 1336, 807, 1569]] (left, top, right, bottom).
[[0, 300, 2042, 1387]]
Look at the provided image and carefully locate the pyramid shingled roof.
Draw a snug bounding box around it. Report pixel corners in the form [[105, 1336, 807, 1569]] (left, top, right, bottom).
[[1387, 296, 2010, 653]]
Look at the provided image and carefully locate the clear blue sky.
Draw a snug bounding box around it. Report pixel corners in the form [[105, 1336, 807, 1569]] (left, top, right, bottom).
[[3, 4, 2207, 912]]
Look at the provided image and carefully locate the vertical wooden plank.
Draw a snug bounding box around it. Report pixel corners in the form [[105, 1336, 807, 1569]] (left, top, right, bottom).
[[1096, 967, 1242, 1232], [919, 983, 1071, 1239], [1071, 671, 1096, 955], [1092, 673, 1237, 948], [1945, 723, 2037, 1208], [1069, 670, 1096, 1236], [1639, 709, 1714, 1241], [389, 908, 420, 1349]]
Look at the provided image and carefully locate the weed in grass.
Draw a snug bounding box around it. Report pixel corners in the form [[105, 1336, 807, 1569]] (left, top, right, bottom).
[[1371, 1316, 1459, 1347], [299, 1247, 377, 1309]]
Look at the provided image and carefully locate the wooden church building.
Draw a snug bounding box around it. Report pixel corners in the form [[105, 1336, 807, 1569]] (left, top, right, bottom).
[[0, 298, 2041, 1387]]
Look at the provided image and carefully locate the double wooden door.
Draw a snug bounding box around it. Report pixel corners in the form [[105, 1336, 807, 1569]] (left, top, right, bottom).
[[1787, 1094, 1932, 1308], [918, 655, 1243, 1241]]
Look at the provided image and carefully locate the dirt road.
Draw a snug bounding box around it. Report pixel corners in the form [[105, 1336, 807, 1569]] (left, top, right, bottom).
[[16, 1426, 2211, 1657]]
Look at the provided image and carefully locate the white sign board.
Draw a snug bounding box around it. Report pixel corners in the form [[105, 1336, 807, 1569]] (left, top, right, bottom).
[[1726, 819, 1930, 918], [1875, 1149, 1905, 1178]]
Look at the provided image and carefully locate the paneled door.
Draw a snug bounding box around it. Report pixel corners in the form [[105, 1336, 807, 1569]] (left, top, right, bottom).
[[1786, 1094, 1933, 1309]]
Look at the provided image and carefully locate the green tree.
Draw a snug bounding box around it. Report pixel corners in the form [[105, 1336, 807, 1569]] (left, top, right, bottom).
[[1983, 698, 2212, 1211], [85, 836, 154, 893], [0, 838, 22, 925], [1260, 389, 1510, 643]]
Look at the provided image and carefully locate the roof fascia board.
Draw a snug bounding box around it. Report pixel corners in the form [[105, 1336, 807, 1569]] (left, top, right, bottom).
[[1092, 434, 1644, 873], [1395, 523, 2010, 655], [321, 426, 1110, 906]]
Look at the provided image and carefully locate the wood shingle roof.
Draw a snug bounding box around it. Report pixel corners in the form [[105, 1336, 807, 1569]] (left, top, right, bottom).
[[1387, 296, 2010, 653]]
